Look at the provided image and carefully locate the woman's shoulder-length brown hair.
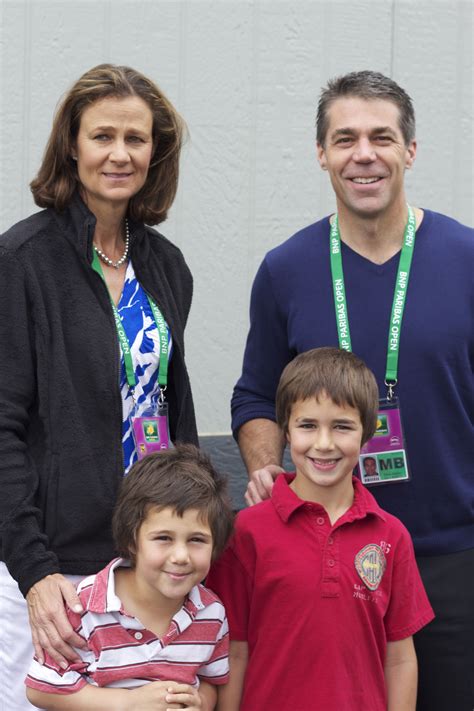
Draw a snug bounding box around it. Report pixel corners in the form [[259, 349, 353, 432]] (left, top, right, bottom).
[[30, 63, 185, 225]]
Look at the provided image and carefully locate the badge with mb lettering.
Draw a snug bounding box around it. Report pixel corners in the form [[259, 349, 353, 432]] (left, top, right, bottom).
[[358, 397, 410, 486], [355, 544, 386, 591]]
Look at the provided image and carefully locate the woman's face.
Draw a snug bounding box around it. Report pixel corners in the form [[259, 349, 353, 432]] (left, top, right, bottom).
[[74, 95, 154, 216]]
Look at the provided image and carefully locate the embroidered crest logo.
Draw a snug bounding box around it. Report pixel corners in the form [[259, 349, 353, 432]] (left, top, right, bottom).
[[354, 544, 386, 591]]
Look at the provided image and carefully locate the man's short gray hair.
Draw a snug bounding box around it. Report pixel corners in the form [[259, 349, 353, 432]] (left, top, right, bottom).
[[316, 70, 415, 147]]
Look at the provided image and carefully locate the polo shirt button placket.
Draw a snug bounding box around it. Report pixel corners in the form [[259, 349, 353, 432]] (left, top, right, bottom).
[[326, 531, 338, 569], [320, 529, 340, 598]]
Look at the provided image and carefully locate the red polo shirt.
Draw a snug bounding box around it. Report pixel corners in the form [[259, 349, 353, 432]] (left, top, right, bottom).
[[206, 474, 434, 711]]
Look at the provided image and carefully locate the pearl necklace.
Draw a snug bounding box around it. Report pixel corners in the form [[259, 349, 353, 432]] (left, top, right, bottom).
[[93, 220, 130, 269]]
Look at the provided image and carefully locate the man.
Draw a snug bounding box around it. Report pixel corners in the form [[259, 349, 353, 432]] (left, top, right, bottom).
[[232, 71, 473, 711], [362, 456, 378, 477]]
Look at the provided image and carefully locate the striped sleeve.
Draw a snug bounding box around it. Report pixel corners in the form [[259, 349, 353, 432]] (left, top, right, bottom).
[[25, 606, 94, 695], [25, 656, 91, 695], [197, 614, 229, 684]]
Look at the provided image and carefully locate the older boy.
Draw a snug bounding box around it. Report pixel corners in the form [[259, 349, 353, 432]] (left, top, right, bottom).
[[207, 348, 434, 711], [233, 70, 474, 711], [25, 445, 234, 711]]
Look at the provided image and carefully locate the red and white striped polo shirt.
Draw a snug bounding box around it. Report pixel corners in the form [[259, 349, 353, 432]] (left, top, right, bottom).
[[26, 558, 229, 695]]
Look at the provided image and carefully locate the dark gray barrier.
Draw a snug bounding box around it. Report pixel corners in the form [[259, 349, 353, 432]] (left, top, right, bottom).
[[199, 435, 293, 511]]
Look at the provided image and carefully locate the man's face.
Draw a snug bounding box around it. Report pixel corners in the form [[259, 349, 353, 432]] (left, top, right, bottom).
[[363, 458, 377, 476], [317, 97, 416, 221]]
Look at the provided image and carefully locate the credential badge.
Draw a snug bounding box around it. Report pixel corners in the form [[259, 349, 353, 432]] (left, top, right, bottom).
[[354, 544, 386, 591]]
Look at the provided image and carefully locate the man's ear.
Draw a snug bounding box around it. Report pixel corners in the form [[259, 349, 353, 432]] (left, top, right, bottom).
[[405, 140, 417, 169], [317, 142, 328, 170]]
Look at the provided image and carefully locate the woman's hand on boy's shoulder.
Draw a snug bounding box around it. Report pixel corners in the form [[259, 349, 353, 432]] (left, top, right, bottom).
[[26, 573, 86, 668]]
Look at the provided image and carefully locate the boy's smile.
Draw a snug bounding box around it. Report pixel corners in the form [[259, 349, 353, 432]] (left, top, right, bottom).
[[287, 393, 363, 503]]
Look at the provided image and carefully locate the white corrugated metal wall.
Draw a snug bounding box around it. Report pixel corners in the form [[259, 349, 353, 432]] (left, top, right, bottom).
[[1, 0, 472, 433]]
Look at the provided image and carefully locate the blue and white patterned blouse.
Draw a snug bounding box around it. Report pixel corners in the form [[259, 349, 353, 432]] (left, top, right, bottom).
[[117, 260, 172, 473]]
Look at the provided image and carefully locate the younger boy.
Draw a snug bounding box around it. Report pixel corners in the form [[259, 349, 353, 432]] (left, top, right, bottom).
[[26, 445, 234, 711], [207, 348, 434, 711]]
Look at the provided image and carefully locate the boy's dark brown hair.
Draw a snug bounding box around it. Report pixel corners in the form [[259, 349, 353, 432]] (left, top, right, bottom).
[[276, 347, 379, 445], [30, 63, 185, 225], [112, 444, 234, 564]]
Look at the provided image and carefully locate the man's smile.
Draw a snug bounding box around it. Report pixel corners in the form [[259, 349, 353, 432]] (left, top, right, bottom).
[[350, 176, 383, 184]]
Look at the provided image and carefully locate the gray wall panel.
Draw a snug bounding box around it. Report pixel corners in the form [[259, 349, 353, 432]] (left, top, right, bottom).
[[1, 0, 472, 438]]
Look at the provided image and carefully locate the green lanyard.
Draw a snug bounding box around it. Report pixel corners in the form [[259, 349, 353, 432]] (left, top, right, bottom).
[[91, 251, 169, 393], [329, 206, 416, 397]]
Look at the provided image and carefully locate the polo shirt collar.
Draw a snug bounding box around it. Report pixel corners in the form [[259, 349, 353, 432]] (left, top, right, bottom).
[[344, 477, 387, 524], [272, 473, 307, 522], [87, 557, 130, 613], [272, 473, 387, 524], [87, 557, 207, 620]]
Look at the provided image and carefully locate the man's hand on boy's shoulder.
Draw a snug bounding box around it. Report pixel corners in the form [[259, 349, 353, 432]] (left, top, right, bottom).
[[245, 464, 284, 506], [237, 418, 286, 505]]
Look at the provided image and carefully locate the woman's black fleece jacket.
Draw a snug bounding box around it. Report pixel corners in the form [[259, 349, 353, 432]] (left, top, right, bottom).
[[0, 194, 198, 596]]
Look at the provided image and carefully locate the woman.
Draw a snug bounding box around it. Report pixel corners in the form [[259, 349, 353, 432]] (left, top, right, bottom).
[[0, 64, 198, 709]]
